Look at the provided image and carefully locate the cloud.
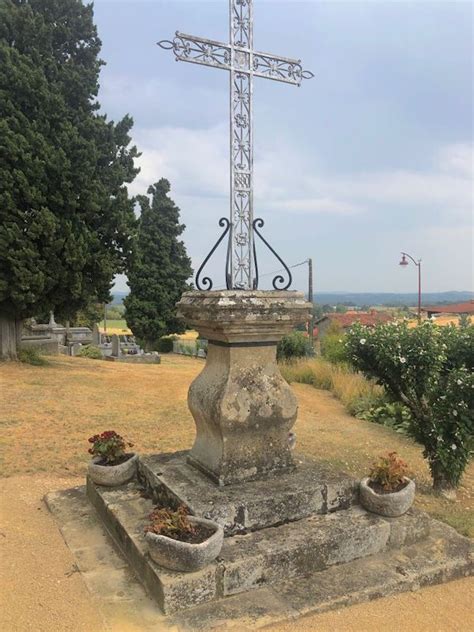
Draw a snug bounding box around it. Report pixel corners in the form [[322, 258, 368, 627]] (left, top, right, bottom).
[[437, 143, 473, 177], [128, 123, 473, 233]]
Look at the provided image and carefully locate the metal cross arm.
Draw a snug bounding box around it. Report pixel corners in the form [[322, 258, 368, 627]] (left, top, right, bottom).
[[158, 32, 314, 86], [157, 1, 313, 290]]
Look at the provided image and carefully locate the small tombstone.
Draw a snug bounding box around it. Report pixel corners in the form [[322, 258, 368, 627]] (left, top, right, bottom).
[[111, 334, 120, 357], [71, 342, 82, 356]]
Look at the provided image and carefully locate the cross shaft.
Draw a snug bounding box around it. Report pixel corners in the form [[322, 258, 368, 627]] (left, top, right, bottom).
[[158, 0, 313, 289]]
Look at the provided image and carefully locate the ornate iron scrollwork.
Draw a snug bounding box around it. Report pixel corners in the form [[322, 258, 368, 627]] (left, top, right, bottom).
[[195, 218, 231, 291], [252, 218, 292, 290]]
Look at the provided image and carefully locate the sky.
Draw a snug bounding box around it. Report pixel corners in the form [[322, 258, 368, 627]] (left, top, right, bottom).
[[92, 0, 473, 294]]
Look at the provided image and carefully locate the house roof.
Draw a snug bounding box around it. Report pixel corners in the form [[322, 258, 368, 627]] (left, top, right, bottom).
[[421, 301, 474, 314], [316, 312, 393, 328]]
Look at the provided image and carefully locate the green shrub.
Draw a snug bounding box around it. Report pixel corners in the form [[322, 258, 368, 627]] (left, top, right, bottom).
[[77, 345, 103, 360], [157, 336, 176, 353], [358, 400, 412, 435], [18, 347, 48, 366], [320, 333, 348, 364], [277, 331, 313, 361], [346, 321, 474, 492]]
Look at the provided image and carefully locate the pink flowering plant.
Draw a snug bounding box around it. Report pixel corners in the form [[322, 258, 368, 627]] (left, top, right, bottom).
[[345, 320, 473, 493], [88, 430, 133, 465]]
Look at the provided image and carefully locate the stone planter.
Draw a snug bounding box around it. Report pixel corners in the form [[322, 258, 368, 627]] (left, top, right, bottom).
[[145, 516, 224, 572], [88, 453, 138, 487], [359, 477, 415, 517]]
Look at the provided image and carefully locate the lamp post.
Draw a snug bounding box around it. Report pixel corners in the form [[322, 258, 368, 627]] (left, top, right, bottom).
[[399, 252, 422, 322]]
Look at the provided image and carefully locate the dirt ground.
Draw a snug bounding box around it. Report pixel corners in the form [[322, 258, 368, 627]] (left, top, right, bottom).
[[0, 355, 472, 631]]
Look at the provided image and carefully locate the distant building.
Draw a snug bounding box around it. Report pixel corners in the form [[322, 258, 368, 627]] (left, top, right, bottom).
[[315, 311, 393, 340], [421, 301, 474, 319]]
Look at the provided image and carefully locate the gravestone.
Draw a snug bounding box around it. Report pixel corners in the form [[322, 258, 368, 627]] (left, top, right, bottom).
[[92, 323, 100, 346], [111, 334, 120, 357]]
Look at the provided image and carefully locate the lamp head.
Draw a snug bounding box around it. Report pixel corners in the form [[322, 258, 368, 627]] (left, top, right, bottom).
[[399, 254, 409, 266]]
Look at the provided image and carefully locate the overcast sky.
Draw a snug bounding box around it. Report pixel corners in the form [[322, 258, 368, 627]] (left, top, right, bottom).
[[93, 0, 473, 294]]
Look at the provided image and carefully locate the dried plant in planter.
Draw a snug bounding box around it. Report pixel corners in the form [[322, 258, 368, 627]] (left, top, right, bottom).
[[88, 430, 133, 465], [369, 451, 409, 494], [144, 505, 213, 544]]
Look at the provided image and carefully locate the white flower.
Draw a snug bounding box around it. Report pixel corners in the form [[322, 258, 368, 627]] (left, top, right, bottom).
[[452, 410, 458, 417], [399, 357, 407, 364], [451, 444, 457, 451], [360, 338, 366, 345], [457, 379, 462, 385]]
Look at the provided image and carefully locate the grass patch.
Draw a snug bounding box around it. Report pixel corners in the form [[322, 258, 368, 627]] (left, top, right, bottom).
[[18, 347, 49, 366]]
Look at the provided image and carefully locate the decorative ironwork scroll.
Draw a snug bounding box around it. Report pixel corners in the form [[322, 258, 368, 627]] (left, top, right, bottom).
[[253, 218, 293, 290], [195, 218, 231, 291], [158, 0, 313, 290]]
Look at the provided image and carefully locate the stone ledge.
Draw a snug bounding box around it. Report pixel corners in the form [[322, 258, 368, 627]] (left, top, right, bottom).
[[138, 451, 358, 535], [85, 478, 431, 613]]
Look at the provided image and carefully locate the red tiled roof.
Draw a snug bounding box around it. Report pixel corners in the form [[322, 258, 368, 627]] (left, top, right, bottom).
[[422, 301, 474, 314], [319, 312, 393, 328]]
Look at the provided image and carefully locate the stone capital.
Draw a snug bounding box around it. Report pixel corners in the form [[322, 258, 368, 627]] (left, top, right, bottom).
[[177, 290, 310, 343]]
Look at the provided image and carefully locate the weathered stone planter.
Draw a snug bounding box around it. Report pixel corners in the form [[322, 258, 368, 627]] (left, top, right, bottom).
[[88, 453, 138, 487], [360, 477, 415, 517], [145, 516, 224, 572]]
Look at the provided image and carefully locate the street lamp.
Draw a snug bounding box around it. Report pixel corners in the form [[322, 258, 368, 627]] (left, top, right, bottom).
[[399, 252, 422, 322]]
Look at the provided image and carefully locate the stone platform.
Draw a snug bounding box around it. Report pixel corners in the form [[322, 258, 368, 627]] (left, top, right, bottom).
[[46, 484, 473, 628], [138, 451, 357, 535], [86, 475, 431, 614]]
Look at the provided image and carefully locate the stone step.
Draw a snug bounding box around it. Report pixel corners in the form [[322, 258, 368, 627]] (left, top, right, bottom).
[[86, 478, 430, 614], [172, 520, 473, 631], [138, 451, 358, 535]]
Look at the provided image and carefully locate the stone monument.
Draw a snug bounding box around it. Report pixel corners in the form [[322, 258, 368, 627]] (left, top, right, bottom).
[[46, 1, 472, 626]]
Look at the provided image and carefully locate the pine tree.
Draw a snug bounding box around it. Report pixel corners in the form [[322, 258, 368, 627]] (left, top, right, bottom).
[[124, 180, 192, 349], [0, 0, 139, 358]]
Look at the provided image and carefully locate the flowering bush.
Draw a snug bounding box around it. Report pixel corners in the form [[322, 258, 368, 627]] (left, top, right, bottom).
[[88, 430, 133, 464], [345, 320, 474, 492], [369, 451, 409, 492]]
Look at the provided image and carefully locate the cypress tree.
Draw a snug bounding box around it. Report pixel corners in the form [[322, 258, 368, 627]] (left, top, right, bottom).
[[0, 0, 139, 358], [124, 180, 192, 349]]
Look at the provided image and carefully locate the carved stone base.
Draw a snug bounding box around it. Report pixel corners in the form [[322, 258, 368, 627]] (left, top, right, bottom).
[[176, 291, 311, 485]]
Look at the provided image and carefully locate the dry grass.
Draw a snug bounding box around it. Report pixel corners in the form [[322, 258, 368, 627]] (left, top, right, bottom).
[[281, 357, 384, 415], [0, 354, 472, 536]]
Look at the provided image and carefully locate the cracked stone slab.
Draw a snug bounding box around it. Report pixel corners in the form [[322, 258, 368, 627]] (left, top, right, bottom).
[[138, 450, 358, 535]]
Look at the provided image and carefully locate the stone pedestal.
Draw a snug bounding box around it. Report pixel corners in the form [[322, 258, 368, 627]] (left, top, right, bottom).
[[177, 291, 311, 486]]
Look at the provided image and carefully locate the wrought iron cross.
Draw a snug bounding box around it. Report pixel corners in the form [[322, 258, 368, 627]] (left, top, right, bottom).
[[158, 0, 313, 290]]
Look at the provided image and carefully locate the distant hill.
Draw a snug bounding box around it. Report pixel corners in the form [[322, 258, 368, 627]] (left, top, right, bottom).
[[110, 289, 473, 308], [109, 291, 128, 305], [311, 291, 474, 308]]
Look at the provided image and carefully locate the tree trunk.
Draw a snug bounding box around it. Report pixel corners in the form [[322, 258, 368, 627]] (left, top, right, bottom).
[[0, 313, 22, 360], [431, 461, 457, 499]]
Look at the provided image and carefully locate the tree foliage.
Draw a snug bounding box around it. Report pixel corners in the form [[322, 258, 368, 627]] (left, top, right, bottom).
[[345, 321, 474, 492], [124, 180, 192, 348], [277, 331, 314, 362], [0, 0, 139, 328]]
